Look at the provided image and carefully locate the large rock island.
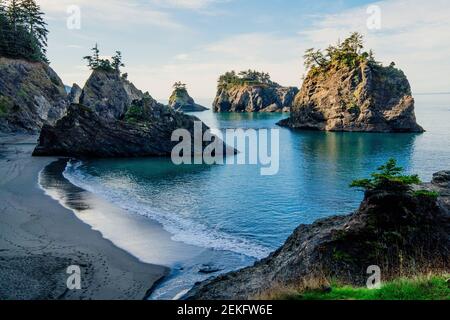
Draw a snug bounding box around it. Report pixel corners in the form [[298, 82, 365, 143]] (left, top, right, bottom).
[[0, 57, 68, 133], [187, 161, 449, 300], [169, 82, 208, 112], [213, 70, 298, 113], [33, 51, 228, 158], [278, 33, 424, 132]]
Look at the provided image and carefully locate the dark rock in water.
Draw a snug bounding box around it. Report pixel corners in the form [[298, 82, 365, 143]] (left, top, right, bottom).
[[33, 100, 231, 158], [67, 83, 82, 104], [169, 87, 208, 112], [186, 173, 450, 300], [198, 264, 222, 274], [79, 69, 144, 120], [213, 83, 298, 113], [0, 57, 68, 133], [278, 61, 424, 132]]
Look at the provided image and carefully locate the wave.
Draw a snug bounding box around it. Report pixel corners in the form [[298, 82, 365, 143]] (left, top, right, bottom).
[[63, 160, 271, 259]]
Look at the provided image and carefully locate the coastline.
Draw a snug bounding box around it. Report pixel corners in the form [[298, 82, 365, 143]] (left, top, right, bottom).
[[0, 134, 169, 300]]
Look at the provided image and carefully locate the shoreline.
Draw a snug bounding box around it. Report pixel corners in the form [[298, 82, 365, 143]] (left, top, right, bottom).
[[0, 134, 169, 300]]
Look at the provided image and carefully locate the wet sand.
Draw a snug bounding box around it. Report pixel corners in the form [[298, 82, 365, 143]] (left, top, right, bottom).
[[0, 134, 169, 300]]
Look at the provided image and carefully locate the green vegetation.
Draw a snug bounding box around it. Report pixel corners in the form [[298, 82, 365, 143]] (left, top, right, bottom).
[[169, 82, 188, 103], [0, 0, 48, 62], [83, 44, 125, 73], [279, 276, 449, 300], [303, 32, 380, 74], [350, 158, 421, 192], [413, 190, 440, 200], [218, 70, 275, 90], [124, 93, 153, 123], [0, 95, 12, 116]]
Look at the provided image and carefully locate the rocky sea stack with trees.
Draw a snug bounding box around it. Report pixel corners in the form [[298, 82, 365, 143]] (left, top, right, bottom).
[[187, 160, 450, 300], [169, 82, 208, 112], [33, 46, 228, 158], [0, 0, 68, 133], [213, 70, 299, 113], [279, 33, 424, 132]]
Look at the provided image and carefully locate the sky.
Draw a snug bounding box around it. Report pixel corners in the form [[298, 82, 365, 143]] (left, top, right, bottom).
[[38, 0, 450, 101]]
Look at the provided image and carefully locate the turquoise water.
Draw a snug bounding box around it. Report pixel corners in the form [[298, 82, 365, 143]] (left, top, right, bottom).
[[63, 94, 450, 297]]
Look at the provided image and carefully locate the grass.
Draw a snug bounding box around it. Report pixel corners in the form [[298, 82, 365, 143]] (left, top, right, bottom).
[[277, 276, 450, 300]]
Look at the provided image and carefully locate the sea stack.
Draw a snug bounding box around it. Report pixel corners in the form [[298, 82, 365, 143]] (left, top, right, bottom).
[[0, 57, 68, 133], [169, 82, 208, 112], [213, 70, 298, 113], [278, 33, 424, 132]]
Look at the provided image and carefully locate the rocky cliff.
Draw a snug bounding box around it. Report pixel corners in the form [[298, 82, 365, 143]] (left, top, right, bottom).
[[169, 87, 208, 112], [279, 61, 423, 132], [214, 84, 298, 113], [67, 83, 82, 104], [186, 171, 450, 300], [0, 57, 68, 133], [213, 71, 298, 113], [79, 70, 144, 120]]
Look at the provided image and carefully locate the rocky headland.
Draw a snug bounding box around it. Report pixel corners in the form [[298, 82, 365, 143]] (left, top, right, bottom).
[[278, 34, 424, 132], [187, 166, 450, 300], [169, 82, 208, 112], [213, 70, 298, 113], [0, 57, 68, 133]]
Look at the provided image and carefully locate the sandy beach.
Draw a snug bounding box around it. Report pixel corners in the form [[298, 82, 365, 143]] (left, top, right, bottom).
[[0, 134, 169, 300]]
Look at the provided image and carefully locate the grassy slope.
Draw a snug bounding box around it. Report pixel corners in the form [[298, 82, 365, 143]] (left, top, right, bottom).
[[278, 276, 450, 300]]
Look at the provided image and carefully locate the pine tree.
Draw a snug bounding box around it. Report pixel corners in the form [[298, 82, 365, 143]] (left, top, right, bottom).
[[20, 0, 48, 52], [111, 51, 124, 72], [7, 0, 23, 32]]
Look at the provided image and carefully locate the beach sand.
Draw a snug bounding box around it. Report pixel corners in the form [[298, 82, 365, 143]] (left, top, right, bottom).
[[0, 134, 169, 300]]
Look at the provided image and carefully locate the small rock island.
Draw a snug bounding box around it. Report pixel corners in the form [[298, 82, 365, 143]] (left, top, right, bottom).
[[169, 82, 208, 112], [213, 70, 298, 113], [279, 33, 424, 132]]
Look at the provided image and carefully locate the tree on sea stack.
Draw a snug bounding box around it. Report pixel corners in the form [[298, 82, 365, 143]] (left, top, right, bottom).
[[84, 45, 125, 74]]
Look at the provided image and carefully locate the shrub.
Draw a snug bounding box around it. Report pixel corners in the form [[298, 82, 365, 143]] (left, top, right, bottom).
[[350, 158, 421, 192]]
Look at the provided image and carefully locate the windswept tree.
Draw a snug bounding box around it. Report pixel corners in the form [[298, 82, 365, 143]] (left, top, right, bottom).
[[84, 44, 125, 73], [111, 51, 124, 72], [302, 32, 380, 73], [173, 81, 187, 91]]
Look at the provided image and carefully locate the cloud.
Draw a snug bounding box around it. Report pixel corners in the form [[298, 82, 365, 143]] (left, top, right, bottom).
[[298, 0, 450, 93], [38, 0, 182, 29], [151, 0, 231, 10]]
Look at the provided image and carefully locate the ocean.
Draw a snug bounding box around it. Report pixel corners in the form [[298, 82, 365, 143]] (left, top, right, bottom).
[[57, 94, 450, 299]]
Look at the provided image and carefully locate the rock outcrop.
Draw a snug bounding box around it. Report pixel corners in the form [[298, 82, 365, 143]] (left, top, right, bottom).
[[67, 83, 82, 104], [33, 98, 230, 158], [0, 57, 68, 133], [79, 70, 144, 120], [169, 87, 208, 112], [186, 172, 450, 300], [279, 61, 424, 132], [213, 84, 298, 113]]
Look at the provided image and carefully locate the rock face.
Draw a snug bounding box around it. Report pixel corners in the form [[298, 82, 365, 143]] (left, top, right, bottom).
[[0, 57, 68, 133], [213, 84, 298, 113], [67, 83, 82, 104], [186, 172, 450, 300], [33, 99, 228, 158], [79, 70, 144, 120], [279, 61, 424, 132], [169, 87, 208, 112]]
